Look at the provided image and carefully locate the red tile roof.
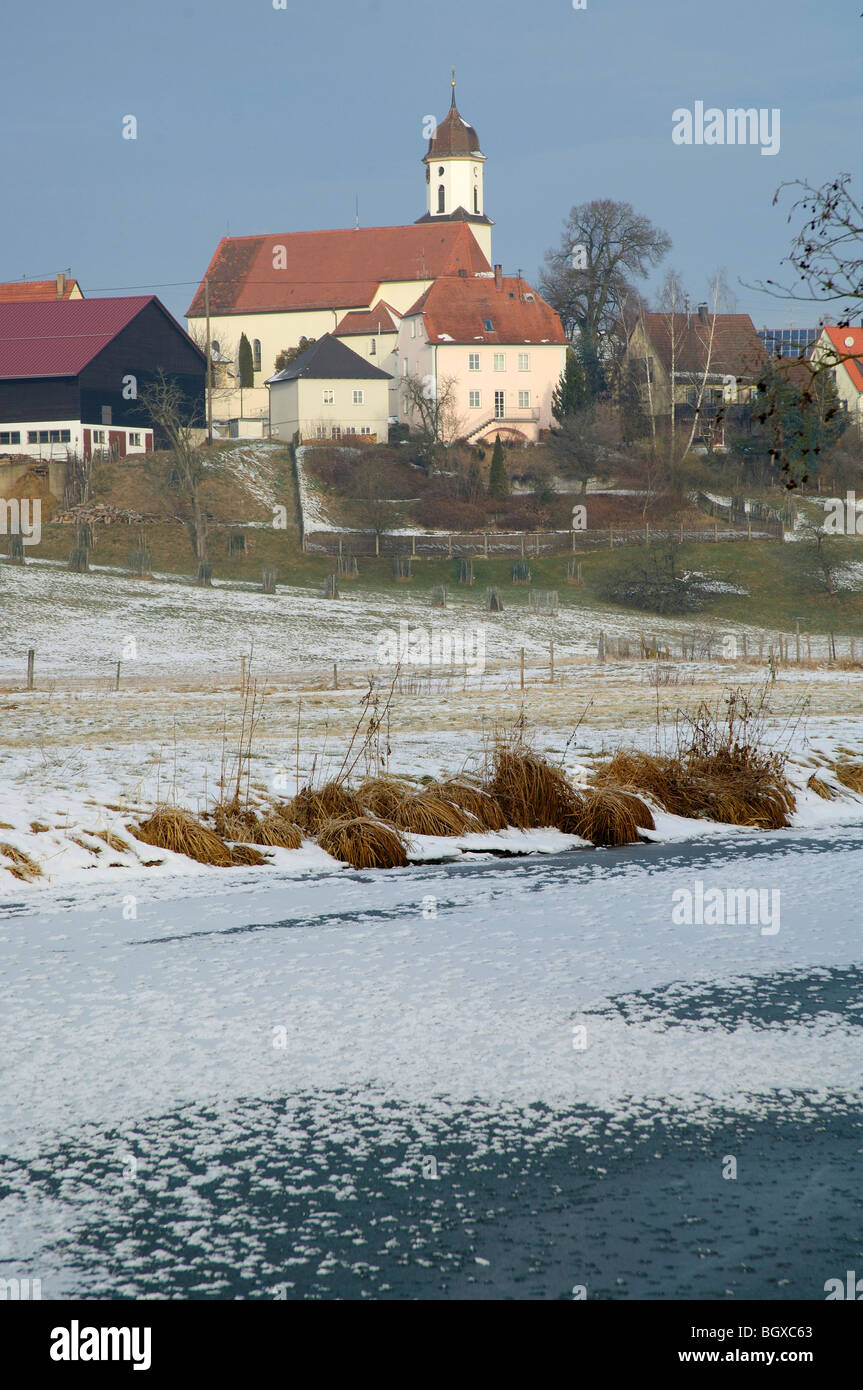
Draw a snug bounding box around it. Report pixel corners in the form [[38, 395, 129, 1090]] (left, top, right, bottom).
[[405, 275, 566, 346], [335, 301, 400, 337], [820, 326, 863, 393], [638, 312, 766, 378], [0, 278, 81, 303], [0, 297, 160, 378], [186, 224, 490, 318]]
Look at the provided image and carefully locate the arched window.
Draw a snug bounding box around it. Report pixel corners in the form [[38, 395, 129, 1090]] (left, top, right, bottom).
[[473, 186, 479, 213], [252, 339, 262, 371], [369, 339, 376, 355], [437, 185, 445, 213], [211, 340, 220, 354]]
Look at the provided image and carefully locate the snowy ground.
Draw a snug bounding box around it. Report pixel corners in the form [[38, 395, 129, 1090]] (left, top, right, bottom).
[[2, 827, 861, 1298]]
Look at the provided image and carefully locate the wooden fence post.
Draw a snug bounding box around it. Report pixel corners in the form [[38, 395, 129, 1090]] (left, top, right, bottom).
[[520, 647, 525, 690], [549, 640, 554, 683], [333, 662, 338, 690], [115, 660, 121, 692], [26, 649, 34, 690]]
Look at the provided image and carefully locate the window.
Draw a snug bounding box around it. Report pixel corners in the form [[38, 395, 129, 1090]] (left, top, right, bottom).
[[494, 390, 505, 418], [101, 406, 112, 426], [518, 352, 530, 372], [92, 429, 106, 444], [524, 293, 535, 302], [493, 353, 506, 372], [316, 425, 327, 439], [322, 388, 334, 404], [437, 185, 445, 213], [129, 432, 141, 447], [212, 340, 220, 354], [483, 318, 494, 332], [352, 390, 364, 405], [360, 426, 371, 435], [369, 339, 376, 355], [474, 186, 479, 213], [468, 352, 480, 371], [27, 432, 37, 443], [469, 390, 482, 409], [518, 390, 531, 409], [253, 339, 262, 372], [410, 321, 416, 339], [402, 359, 408, 376], [0, 431, 20, 445], [331, 426, 341, 439]]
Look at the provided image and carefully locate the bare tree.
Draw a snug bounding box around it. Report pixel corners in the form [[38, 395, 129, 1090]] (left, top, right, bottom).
[[401, 370, 464, 459], [539, 199, 671, 363], [139, 370, 209, 570]]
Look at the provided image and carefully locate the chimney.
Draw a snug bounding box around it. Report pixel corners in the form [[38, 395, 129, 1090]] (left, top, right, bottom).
[[56, 272, 66, 299], [697, 302, 709, 325], [494, 263, 503, 290]]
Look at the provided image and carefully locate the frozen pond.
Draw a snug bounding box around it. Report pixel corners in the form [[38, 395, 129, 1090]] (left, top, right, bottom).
[[1, 828, 862, 1299]]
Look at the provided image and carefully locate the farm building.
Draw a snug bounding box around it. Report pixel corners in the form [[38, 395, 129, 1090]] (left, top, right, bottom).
[[0, 296, 206, 461]]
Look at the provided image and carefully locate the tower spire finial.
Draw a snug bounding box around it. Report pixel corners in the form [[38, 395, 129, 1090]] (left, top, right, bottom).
[[450, 65, 456, 107]]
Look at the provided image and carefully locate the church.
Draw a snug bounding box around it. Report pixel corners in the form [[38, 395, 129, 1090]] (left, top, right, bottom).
[[186, 82, 566, 444]]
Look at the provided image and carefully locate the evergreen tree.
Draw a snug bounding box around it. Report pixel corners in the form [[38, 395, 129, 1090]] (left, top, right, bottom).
[[551, 348, 589, 423], [488, 435, 510, 499], [576, 330, 608, 400], [238, 333, 254, 389]]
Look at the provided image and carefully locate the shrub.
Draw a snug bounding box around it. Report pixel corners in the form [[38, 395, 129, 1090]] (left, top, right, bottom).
[[317, 816, 409, 869]]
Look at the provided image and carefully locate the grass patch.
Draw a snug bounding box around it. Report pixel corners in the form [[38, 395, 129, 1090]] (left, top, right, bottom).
[[317, 816, 408, 869]]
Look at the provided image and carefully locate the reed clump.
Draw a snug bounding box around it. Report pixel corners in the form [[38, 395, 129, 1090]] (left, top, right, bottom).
[[594, 690, 796, 830], [387, 791, 476, 837], [807, 773, 838, 801], [317, 815, 409, 869], [229, 844, 270, 866], [0, 842, 42, 880], [129, 808, 234, 866], [833, 762, 863, 794], [486, 737, 583, 830], [570, 788, 652, 847], [287, 782, 366, 833], [427, 778, 508, 831], [357, 776, 415, 820]]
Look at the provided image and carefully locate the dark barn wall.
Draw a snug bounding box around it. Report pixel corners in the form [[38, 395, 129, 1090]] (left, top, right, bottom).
[[0, 377, 79, 423], [78, 301, 206, 432]]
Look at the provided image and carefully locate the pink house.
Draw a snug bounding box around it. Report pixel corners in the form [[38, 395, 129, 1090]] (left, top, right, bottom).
[[396, 268, 567, 445]]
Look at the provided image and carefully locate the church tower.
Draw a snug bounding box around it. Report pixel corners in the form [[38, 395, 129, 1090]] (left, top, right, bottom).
[[415, 74, 493, 264]]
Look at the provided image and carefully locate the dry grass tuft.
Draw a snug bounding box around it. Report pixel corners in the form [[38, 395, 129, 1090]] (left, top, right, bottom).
[[317, 815, 409, 869], [357, 776, 415, 820], [569, 788, 650, 846], [807, 773, 838, 801], [0, 843, 42, 880], [427, 778, 508, 831], [249, 814, 303, 849], [833, 762, 863, 794], [387, 791, 476, 837], [229, 844, 270, 866], [288, 782, 366, 833], [486, 747, 583, 829], [129, 807, 233, 866], [594, 692, 797, 831], [92, 829, 129, 853], [29, 821, 50, 834]]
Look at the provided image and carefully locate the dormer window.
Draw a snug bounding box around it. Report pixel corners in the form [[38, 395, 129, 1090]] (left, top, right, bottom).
[[483, 318, 494, 332]]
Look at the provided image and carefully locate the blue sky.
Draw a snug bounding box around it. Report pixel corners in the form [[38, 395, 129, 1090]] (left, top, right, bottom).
[[1, 0, 858, 328]]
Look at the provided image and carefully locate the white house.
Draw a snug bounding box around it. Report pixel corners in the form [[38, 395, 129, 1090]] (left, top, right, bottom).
[[267, 334, 392, 445], [811, 326, 863, 436]]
